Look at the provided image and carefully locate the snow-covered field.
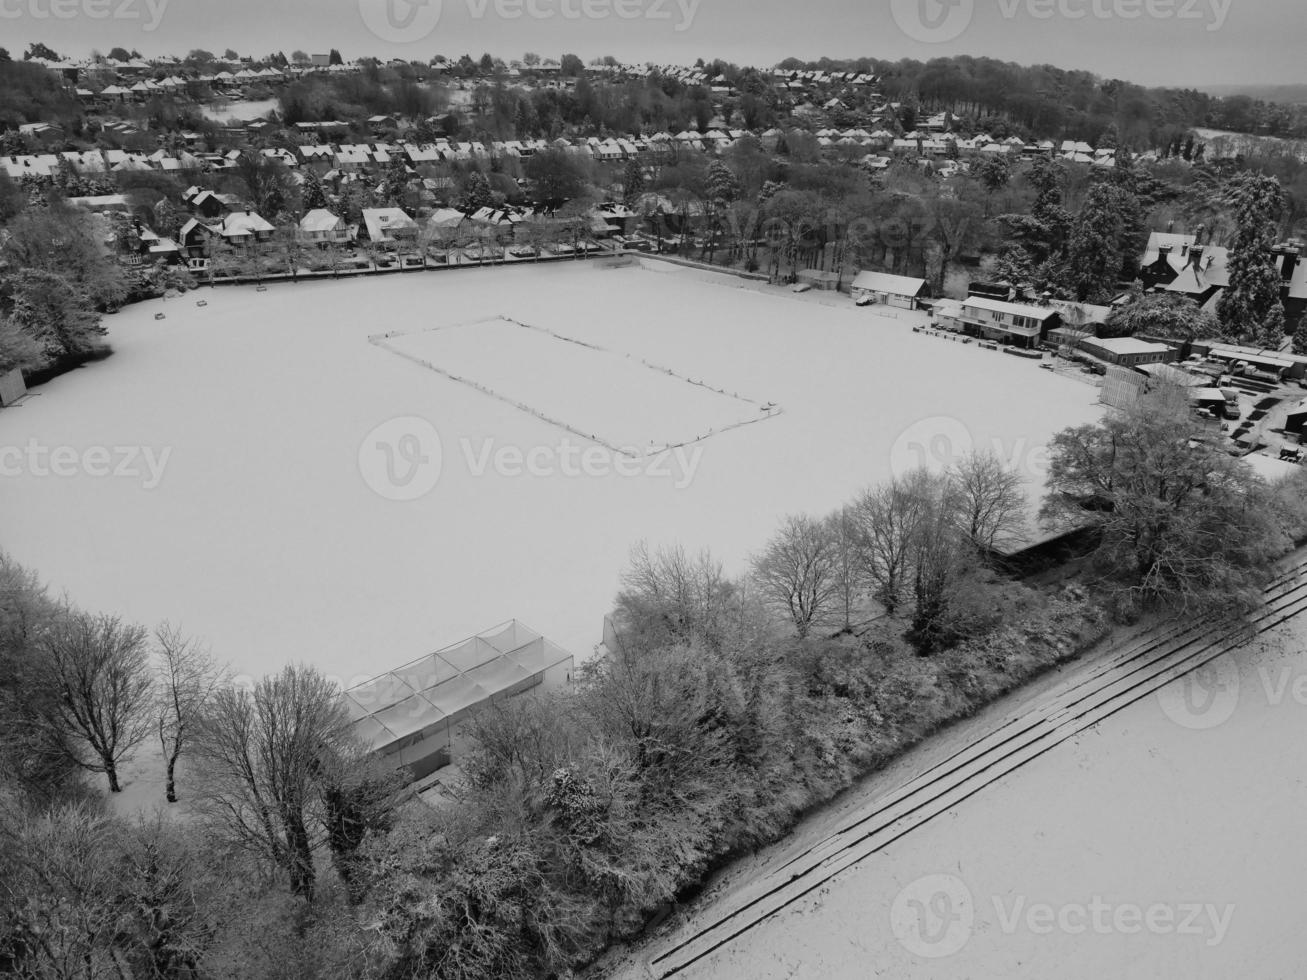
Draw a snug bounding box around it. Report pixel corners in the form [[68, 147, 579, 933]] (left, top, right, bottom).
[[656, 615, 1307, 979], [199, 98, 279, 123], [378, 314, 772, 452], [0, 262, 1099, 687]]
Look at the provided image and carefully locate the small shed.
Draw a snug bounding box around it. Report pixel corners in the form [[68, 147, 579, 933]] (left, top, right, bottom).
[[797, 269, 841, 291], [0, 368, 27, 407], [850, 271, 928, 309]]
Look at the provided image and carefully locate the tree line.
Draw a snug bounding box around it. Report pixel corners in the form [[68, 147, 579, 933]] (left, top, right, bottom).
[[6, 385, 1305, 976]]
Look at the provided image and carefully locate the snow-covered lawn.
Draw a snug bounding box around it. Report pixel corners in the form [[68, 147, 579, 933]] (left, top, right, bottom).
[[199, 98, 279, 123], [0, 262, 1099, 688], [646, 617, 1307, 980], [377, 315, 774, 452]]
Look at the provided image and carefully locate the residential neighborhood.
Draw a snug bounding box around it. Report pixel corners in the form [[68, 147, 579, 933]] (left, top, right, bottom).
[[2, 15, 1307, 980]]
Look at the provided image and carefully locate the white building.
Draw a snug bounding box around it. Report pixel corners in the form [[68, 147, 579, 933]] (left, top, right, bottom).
[[344, 621, 574, 783]]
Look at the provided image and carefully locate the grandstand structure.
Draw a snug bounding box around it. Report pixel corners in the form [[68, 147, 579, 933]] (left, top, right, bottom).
[[344, 621, 574, 782]]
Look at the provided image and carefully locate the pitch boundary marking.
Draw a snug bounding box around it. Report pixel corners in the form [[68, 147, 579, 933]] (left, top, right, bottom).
[[369, 315, 783, 459]]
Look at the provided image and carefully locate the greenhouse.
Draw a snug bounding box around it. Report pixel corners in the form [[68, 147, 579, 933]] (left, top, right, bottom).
[[343, 620, 575, 781]]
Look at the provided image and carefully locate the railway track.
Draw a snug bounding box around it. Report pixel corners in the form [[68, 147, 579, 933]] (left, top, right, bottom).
[[643, 554, 1307, 978]]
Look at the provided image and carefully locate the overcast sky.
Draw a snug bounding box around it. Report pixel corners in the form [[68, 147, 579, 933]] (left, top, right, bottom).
[[3, 0, 1295, 90]]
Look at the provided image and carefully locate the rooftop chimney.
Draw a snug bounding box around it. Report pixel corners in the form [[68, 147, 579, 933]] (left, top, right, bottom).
[[1190, 245, 1205, 270], [1278, 242, 1300, 283]]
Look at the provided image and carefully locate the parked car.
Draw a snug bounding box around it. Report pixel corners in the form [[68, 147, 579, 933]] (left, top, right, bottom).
[[508, 244, 538, 259]]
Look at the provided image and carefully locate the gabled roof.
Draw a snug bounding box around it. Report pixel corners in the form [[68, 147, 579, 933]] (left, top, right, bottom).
[[217, 211, 275, 237], [361, 207, 418, 241], [962, 296, 1061, 321], [299, 208, 345, 233], [850, 271, 928, 296]]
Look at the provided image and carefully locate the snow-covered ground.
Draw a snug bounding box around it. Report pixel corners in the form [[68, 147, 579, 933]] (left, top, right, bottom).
[[0, 262, 1099, 688], [199, 98, 279, 123], [649, 616, 1307, 980]]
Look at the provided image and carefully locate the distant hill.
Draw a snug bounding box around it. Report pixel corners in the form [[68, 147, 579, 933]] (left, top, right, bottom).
[[1202, 85, 1307, 106]]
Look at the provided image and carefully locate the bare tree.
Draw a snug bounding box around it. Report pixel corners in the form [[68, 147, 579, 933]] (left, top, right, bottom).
[[154, 623, 226, 804], [751, 514, 841, 638], [37, 613, 154, 793], [616, 542, 737, 651], [191, 665, 356, 901], [0, 801, 128, 977], [826, 508, 867, 634], [849, 472, 931, 615], [950, 450, 1028, 552]]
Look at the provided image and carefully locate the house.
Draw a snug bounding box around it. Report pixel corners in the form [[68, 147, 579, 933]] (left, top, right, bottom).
[[1273, 240, 1307, 330], [1139, 232, 1229, 310], [593, 202, 637, 236], [178, 217, 217, 256], [334, 145, 374, 171], [1078, 337, 1176, 367], [956, 297, 1062, 348], [425, 208, 467, 244], [214, 210, 275, 246], [184, 188, 243, 220], [18, 122, 64, 142], [850, 271, 929, 309], [360, 207, 419, 244], [298, 209, 350, 244]]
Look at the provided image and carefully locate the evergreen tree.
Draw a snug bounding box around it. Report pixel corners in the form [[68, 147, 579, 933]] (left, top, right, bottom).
[[1217, 172, 1286, 346], [301, 167, 330, 211], [1064, 181, 1135, 303], [622, 158, 645, 206], [461, 171, 494, 212], [1293, 320, 1307, 356]]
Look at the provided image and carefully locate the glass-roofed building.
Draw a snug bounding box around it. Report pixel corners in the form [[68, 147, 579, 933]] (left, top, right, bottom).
[[344, 620, 574, 782]]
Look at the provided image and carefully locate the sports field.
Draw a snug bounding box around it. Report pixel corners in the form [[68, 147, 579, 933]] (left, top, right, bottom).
[[0, 261, 1101, 686]]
